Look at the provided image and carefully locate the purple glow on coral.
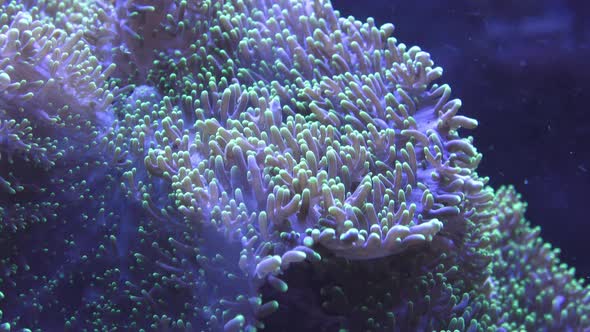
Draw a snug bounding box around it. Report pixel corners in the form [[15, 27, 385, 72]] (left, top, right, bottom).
[[0, 0, 588, 331]]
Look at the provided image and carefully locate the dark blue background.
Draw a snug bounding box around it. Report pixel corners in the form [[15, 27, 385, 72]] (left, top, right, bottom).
[[331, 0, 590, 279]]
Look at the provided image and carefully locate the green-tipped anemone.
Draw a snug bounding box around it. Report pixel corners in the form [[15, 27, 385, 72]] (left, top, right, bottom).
[[0, 0, 587, 331]]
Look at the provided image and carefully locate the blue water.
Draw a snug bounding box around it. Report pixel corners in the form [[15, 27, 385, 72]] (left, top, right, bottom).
[[333, 0, 590, 279]]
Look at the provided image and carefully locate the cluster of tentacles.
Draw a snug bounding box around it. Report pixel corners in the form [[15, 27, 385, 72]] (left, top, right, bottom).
[[0, 0, 588, 331]]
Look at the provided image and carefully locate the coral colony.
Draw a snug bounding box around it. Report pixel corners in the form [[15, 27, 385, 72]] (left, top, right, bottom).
[[0, 0, 588, 331]]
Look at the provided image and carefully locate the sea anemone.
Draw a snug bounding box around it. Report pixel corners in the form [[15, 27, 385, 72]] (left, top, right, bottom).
[[0, 0, 588, 331]]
